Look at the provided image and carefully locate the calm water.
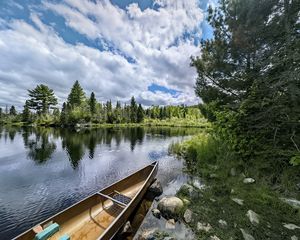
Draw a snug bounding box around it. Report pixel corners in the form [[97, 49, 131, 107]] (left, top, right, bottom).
[[0, 126, 200, 239]]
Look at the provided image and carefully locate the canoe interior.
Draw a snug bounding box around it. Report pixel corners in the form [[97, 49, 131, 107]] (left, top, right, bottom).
[[15, 162, 157, 240]]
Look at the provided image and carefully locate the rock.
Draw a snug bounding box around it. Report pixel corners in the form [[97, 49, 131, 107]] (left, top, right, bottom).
[[232, 198, 244, 206], [183, 209, 193, 223], [280, 198, 300, 209], [231, 189, 235, 194], [163, 237, 175, 240], [210, 236, 220, 240], [152, 208, 161, 219], [148, 179, 163, 197], [240, 228, 255, 240], [182, 198, 191, 205], [246, 210, 259, 225], [192, 178, 205, 190], [209, 173, 218, 179], [283, 223, 300, 230], [218, 219, 228, 228], [197, 222, 212, 232], [243, 178, 255, 184], [291, 236, 298, 240], [138, 229, 156, 240], [165, 219, 176, 229], [121, 221, 132, 234], [230, 168, 236, 176], [210, 198, 216, 202], [158, 197, 184, 219], [296, 183, 300, 190]]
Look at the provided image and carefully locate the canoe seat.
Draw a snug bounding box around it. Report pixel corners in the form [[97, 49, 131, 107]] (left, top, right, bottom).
[[111, 192, 131, 205], [34, 223, 59, 240]]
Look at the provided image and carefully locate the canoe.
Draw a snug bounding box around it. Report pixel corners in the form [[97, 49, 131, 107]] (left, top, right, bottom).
[[14, 161, 158, 240]]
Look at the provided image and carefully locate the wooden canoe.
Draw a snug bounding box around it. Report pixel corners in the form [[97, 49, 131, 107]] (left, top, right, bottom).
[[14, 161, 158, 240]]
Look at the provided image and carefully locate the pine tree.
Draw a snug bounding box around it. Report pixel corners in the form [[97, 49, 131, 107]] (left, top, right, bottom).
[[130, 96, 137, 123], [28, 84, 58, 114], [22, 101, 31, 122], [89, 92, 97, 115], [191, 0, 300, 164], [67, 80, 86, 108], [9, 105, 17, 116], [137, 104, 144, 123], [60, 102, 68, 124], [0, 107, 2, 119]]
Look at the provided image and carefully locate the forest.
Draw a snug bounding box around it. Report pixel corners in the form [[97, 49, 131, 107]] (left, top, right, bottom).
[[0, 80, 204, 127]]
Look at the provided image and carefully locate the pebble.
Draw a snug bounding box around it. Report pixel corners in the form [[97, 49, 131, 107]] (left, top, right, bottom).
[[197, 222, 212, 232]]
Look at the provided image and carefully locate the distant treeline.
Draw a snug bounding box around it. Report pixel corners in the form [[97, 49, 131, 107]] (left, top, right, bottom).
[[0, 81, 202, 126]]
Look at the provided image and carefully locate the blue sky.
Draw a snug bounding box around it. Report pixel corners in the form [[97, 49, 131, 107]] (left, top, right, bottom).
[[0, 0, 215, 108]]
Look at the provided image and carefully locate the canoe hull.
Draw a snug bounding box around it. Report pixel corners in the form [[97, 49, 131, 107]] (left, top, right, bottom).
[[13, 161, 158, 240]]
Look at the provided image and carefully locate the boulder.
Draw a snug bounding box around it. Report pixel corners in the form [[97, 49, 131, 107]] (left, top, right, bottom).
[[246, 210, 259, 225], [158, 197, 184, 219], [240, 229, 255, 240], [197, 222, 212, 232], [243, 178, 255, 184], [152, 208, 161, 219], [148, 179, 163, 197], [283, 223, 300, 230], [231, 198, 244, 206], [291, 236, 298, 240], [165, 219, 176, 229], [183, 209, 193, 223]]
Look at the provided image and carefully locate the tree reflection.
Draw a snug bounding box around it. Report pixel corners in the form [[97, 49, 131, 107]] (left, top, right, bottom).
[[27, 128, 56, 163], [0, 125, 203, 169]]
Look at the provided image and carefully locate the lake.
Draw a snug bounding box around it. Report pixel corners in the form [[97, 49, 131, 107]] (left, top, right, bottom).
[[0, 126, 200, 239]]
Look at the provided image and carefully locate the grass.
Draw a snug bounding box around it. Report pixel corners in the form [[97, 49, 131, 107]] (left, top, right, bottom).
[[170, 133, 300, 239], [1, 117, 211, 128]]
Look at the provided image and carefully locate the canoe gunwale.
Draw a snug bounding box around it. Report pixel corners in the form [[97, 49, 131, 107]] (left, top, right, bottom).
[[12, 161, 158, 240], [98, 161, 158, 239]]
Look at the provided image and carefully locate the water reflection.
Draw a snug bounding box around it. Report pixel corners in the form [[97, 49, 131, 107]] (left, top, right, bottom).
[[0, 126, 202, 240], [0, 126, 200, 169]]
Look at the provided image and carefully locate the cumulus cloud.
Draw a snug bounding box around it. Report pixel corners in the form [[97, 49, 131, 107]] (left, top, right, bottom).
[[0, 0, 204, 109]]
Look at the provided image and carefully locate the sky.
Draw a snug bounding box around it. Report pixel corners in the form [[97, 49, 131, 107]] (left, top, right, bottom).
[[0, 0, 216, 109]]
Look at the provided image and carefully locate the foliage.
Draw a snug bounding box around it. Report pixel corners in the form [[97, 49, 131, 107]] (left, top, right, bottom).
[[1, 81, 206, 127], [27, 84, 58, 114], [191, 0, 300, 166], [9, 105, 17, 116], [67, 80, 86, 108], [171, 134, 300, 239]]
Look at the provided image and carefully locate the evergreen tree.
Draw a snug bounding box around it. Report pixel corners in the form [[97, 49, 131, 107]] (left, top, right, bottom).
[[89, 92, 97, 115], [115, 101, 122, 123], [130, 96, 137, 123], [106, 100, 114, 123], [60, 102, 68, 124], [191, 0, 300, 164], [0, 107, 2, 119], [67, 80, 86, 108], [137, 104, 145, 123], [9, 105, 17, 116], [22, 101, 31, 122], [28, 84, 58, 114]]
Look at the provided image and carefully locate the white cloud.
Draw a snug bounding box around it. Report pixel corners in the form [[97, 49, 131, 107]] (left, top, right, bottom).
[[0, 0, 204, 109]]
